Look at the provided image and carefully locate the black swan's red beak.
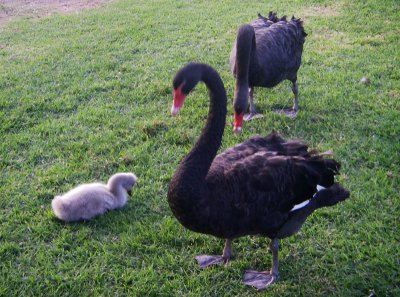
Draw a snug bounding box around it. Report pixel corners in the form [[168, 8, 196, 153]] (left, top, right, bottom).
[[171, 84, 185, 116], [233, 112, 243, 134]]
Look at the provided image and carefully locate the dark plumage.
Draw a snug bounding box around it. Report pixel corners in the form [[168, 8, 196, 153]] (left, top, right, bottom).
[[168, 63, 349, 290], [230, 12, 307, 132]]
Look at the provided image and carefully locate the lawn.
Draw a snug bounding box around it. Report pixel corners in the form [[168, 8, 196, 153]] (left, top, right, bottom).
[[0, 0, 399, 296]]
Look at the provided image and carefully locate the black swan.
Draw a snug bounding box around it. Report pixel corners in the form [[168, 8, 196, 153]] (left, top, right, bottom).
[[52, 173, 137, 222], [230, 12, 307, 132], [168, 63, 349, 290]]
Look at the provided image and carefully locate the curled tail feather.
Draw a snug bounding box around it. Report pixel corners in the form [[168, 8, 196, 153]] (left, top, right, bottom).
[[306, 154, 341, 187], [257, 12, 287, 23], [313, 184, 349, 208]]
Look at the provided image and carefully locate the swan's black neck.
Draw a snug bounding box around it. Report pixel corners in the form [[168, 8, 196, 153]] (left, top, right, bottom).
[[184, 65, 226, 173], [235, 25, 256, 83], [168, 64, 227, 230], [233, 25, 257, 111]]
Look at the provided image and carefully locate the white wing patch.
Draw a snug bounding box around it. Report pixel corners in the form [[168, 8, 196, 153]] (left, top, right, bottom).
[[290, 200, 310, 212], [290, 185, 326, 212]]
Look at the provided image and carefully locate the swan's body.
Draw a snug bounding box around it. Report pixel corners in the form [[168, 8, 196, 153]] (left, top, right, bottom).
[[230, 12, 307, 132], [169, 63, 349, 290], [52, 173, 137, 222]]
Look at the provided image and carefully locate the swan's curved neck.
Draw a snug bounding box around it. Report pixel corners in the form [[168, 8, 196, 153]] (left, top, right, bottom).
[[233, 25, 257, 114], [235, 25, 256, 88], [184, 65, 227, 175], [168, 64, 227, 229], [107, 176, 127, 207]]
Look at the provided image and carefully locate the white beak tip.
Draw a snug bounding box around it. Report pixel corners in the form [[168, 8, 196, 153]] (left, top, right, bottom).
[[233, 126, 242, 134], [171, 105, 180, 116]]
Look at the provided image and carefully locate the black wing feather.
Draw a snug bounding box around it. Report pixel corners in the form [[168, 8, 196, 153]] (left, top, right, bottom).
[[205, 133, 340, 238]]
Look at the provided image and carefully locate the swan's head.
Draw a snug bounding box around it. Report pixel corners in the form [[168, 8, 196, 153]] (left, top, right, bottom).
[[171, 63, 202, 116], [122, 173, 137, 194], [232, 85, 248, 133], [233, 87, 249, 134], [108, 173, 137, 195]]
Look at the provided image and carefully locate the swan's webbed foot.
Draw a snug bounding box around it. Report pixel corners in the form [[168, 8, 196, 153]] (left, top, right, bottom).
[[243, 112, 264, 121], [243, 239, 279, 290], [272, 108, 298, 118], [194, 239, 232, 268], [242, 270, 277, 290], [194, 255, 228, 268]]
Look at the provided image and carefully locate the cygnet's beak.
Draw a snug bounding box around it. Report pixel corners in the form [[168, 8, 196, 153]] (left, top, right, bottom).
[[127, 189, 132, 196]]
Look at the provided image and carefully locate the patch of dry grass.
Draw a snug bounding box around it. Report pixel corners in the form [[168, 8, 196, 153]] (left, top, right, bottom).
[[0, 0, 109, 26], [310, 28, 352, 53], [301, 2, 342, 19]]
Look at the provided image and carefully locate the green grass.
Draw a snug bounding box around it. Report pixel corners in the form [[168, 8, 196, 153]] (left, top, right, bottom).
[[0, 0, 399, 296]]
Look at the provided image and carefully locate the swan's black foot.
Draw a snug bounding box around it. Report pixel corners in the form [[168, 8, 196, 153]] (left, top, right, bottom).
[[242, 270, 277, 290], [244, 112, 263, 121], [273, 108, 297, 118], [194, 255, 228, 268]]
